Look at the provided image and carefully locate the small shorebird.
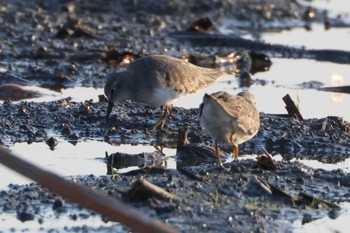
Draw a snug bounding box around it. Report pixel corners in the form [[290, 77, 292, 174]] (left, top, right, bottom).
[[104, 55, 226, 129], [199, 91, 260, 169]]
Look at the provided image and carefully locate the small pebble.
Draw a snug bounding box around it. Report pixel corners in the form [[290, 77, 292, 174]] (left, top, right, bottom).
[[17, 211, 35, 222], [52, 198, 64, 210], [46, 137, 58, 149]]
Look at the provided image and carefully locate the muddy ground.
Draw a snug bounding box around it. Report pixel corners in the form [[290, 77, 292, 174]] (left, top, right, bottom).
[[1, 0, 350, 232]]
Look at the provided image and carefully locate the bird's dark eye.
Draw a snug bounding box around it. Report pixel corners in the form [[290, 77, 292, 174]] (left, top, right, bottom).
[[110, 89, 115, 94]]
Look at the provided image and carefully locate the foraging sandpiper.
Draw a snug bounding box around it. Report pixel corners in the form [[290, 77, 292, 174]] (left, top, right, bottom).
[[199, 91, 260, 169], [104, 55, 226, 129]]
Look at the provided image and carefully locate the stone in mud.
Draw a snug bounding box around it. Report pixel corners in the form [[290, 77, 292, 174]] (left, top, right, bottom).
[[46, 137, 58, 150], [328, 208, 341, 219], [17, 211, 35, 222], [52, 198, 64, 211], [187, 17, 214, 33]]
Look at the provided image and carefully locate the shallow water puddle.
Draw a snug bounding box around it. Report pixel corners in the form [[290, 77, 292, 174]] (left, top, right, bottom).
[[252, 58, 350, 121], [0, 86, 103, 103], [241, 23, 350, 51], [296, 157, 350, 173], [299, 0, 350, 15], [293, 202, 350, 233], [0, 141, 176, 189], [242, 154, 350, 173], [0, 141, 109, 189], [61, 87, 102, 102], [3, 140, 350, 189], [217, 5, 350, 121]]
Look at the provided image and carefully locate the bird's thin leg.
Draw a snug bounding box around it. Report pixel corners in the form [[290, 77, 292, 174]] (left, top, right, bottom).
[[215, 141, 229, 170], [160, 105, 171, 128], [233, 145, 239, 161], [149, 105, 170, 130]]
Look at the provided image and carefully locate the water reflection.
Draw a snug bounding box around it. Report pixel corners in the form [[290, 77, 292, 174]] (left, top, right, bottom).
[[0, 141, 177, 189], [105, 149, 168, 173], [331, 73, 344, 103]]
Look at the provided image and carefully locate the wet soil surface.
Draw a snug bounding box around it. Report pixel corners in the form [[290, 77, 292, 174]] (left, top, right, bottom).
[[1, 98, 350, 164], [1, 0, 350, 232], [1, 98, 350, 232], [1, 160, 349, 232]]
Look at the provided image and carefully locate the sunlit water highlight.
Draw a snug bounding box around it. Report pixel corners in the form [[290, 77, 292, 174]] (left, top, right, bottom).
[[0, 141, 177, 189]]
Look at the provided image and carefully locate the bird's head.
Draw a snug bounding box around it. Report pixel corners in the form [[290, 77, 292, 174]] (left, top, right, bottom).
[[104, 71, 130, 123]]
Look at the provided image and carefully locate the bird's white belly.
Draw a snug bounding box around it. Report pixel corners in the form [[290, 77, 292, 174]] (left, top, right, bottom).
[[149, 87, 182, 106], [200, 104, 233, 143], [200, 103, 255, 145]]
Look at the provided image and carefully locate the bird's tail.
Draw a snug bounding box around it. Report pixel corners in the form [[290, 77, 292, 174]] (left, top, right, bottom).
[[199, 68, 227, 86]]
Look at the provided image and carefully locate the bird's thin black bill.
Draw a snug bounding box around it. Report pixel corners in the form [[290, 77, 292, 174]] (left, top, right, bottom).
[[106, 101, 114, 123]]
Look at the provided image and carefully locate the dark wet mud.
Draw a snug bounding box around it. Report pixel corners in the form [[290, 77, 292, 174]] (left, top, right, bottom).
[[1, 158, 349, 232], [1, 97, 350, 232], [1, 0, 350, 232], [1, 98, 350, 163]]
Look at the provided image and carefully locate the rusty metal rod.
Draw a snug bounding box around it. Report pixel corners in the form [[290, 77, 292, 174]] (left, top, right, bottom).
[[0, 146, 178, 233]]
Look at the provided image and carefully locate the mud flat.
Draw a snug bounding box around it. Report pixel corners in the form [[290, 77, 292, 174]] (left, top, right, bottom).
[[1, 0, 350, 232]]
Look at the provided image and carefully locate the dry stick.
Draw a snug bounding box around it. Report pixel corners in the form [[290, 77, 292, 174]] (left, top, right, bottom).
[[0, 146, 178, 233], [282, 94, 304, 121], [129, 178, 177, 201]]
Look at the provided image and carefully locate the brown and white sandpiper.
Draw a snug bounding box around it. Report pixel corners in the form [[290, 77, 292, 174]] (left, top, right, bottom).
[[199, 91, 260, 169], [104, 55, 226, 129]]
